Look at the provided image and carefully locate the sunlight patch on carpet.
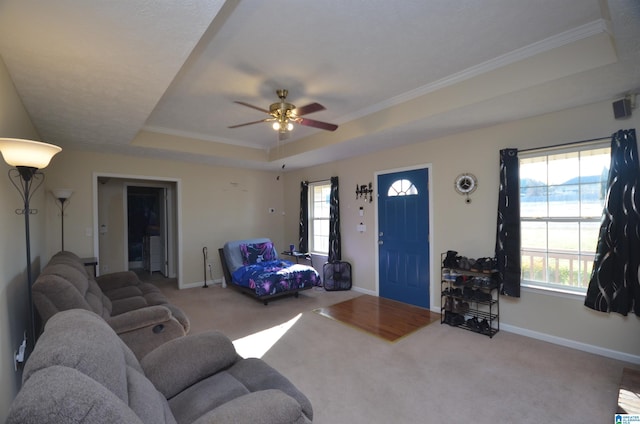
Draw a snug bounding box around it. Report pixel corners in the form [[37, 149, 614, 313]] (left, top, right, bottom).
[[233, 313, 302, 358], [313, 294, 440, 342]]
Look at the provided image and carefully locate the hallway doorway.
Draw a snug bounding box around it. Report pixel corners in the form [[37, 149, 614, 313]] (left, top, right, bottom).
[[95, 174, 180, 283]]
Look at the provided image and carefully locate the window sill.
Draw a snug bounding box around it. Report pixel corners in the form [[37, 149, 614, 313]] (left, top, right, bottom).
[[521, 282, 586, 301]]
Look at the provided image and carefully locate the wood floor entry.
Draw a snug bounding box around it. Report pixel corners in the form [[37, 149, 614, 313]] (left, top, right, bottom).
[[314, 294, 440, 342]]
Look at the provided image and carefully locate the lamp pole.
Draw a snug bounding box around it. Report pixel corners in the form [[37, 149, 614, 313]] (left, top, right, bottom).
[[0, 138, 62, 360], [60, 198, 65, 250], [11, 166, 41, 353], [52, 189, 73, 251]]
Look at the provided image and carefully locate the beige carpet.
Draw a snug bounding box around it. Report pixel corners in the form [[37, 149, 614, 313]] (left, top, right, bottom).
[[156, 279, 637, 424]]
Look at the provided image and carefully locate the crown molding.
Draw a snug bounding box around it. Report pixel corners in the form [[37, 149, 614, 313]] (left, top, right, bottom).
[[345, 19, 612, 122]]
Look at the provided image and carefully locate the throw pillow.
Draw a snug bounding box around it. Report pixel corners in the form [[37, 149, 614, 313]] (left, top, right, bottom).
[[240, 242, 276, 265]]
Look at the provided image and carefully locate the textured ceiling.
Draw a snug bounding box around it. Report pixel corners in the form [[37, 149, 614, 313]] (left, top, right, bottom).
[[0, 0, 638, 171]]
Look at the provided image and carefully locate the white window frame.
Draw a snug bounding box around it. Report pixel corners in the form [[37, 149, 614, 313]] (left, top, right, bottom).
[[519, 140, 610, 295], [308, 181, 330, 255]]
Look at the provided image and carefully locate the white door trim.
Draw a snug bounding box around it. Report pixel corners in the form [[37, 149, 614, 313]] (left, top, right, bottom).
[[92, 172, 183, 286]]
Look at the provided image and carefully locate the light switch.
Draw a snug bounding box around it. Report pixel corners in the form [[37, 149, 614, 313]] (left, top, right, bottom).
[[357, 223, 366, 233]]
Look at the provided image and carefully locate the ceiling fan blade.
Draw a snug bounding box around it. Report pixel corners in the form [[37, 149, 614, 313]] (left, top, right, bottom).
[[228, 119, 269, 129], [234, 101, 270, 114], [298, 118, 338, 131], [293, 102, 325, 116]]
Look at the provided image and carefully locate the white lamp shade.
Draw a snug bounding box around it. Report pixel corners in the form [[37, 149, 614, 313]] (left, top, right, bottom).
[[52, 188, 73, 200], [0, 138, 61, 169]]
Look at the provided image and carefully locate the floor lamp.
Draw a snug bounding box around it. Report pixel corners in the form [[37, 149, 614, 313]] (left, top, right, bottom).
[[0, 138, 61, 357], [52, 189, 73, 251]]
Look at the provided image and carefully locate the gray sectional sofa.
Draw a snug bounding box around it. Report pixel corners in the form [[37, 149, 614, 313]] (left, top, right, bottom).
[[32, 251, 190, 358], [7, 309, 313, 423]]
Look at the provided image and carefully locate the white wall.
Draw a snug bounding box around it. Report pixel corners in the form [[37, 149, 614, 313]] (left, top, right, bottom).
[[2, 55, 639, 418], [43, 150, 285, 287], [283, 99, 640, 361], [0, 56, 43, 421]]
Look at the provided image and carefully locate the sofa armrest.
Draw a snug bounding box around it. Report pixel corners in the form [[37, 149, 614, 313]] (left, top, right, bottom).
[[106, 305, 172, 333], [192, 390, 311, 424], [141, 331, 240, 399], [96, 271, 141, 291]]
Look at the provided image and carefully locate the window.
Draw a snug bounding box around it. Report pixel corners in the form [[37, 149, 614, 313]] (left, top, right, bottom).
[[388, 179, 418, 196], [520, 142, 610, 293], [309, 181, 330, 254]]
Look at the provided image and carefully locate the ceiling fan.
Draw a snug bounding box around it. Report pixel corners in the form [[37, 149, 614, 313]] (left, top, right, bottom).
[[228, 89, 338, 135]]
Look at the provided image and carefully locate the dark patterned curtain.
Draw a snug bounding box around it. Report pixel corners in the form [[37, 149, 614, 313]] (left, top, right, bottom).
[[328, 176, 341, 262], [299, 181, 309, 253], [495, 148, 521, 297], [585, 129, 639, 316]]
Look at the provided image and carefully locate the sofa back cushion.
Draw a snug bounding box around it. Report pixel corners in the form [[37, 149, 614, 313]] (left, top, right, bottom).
[[33, 263, 112, 322], [16, 309, 175, 424], [48, 250, 91, 278]]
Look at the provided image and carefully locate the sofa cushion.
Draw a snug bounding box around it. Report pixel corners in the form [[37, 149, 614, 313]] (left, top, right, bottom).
[[168, 372, 250, 424], [8, 366, 148, 424], [227, 358, 314, 421], [20, 310, 175, 424], [48, 250, 91, 278], [32, 251, 190, 359], [9, 309, 313, 424], [34, 264, 112, 321]]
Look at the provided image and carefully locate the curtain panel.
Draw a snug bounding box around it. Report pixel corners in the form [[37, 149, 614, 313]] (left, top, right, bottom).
[[495, 148, 521, 297], [328, 176, 342, 262], [299, 181, 309, 253], [585, 129, 640, 316]]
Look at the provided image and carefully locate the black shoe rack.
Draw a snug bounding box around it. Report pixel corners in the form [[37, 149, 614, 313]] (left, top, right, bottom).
[[440, 252, 499, 338]]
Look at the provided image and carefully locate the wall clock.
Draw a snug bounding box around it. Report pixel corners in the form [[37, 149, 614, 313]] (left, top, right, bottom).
[[454, 173, 477, 203]]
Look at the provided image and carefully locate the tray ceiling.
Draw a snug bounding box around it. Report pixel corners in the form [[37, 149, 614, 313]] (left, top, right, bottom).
[[0, 0, 638, 171]]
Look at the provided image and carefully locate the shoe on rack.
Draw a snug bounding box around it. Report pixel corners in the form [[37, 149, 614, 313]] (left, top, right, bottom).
[[451, 313, 465, 326], [470, 258, 484, 273], [442, 268, 450, 281], [474, 291, 493, 302], [479, 319, 492, 335], [447, 270, 461, 282], [482, 257, 497, 274], [444, 311, 464, 326], [443, 296, 453, 312], [466, 317, 481, 332], [453, 300, 469, 314], [462, 286, 476, 299], [458, 257, 470, 270], [453, 275, 469, 286], [443, 250, 458, 268]]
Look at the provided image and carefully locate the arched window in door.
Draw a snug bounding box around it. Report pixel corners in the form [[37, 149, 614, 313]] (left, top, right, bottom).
[[388, 179, 418, 197]]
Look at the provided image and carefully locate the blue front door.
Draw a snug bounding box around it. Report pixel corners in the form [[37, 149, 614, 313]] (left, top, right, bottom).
[[378, 168, 430, 308]]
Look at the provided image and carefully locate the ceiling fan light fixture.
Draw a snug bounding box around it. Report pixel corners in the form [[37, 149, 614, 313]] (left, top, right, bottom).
[[230, 89, 338, 133]]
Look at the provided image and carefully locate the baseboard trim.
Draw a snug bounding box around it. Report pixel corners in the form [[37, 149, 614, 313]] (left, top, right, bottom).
[[181, 278, 223, 290], [351, 286, 377, 296], [501, 323, 640, 365]]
